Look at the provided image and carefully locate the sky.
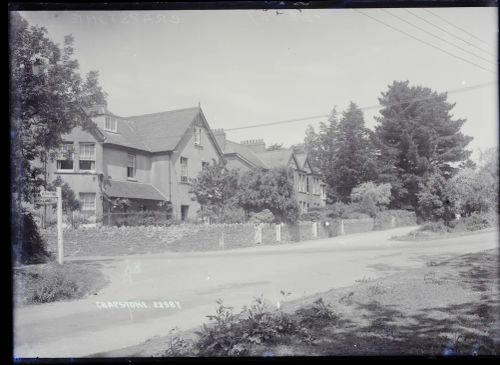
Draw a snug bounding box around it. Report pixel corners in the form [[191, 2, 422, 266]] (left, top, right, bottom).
[[19, 8, 498, 161]]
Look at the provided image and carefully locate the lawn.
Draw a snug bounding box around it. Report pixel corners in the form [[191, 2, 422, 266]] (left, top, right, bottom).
[[94, 249, 499, 357]]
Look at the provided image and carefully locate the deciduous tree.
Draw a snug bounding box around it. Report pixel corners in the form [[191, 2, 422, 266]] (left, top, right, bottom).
[[190, 159, 240, 220], [238, 167, 299, 223], [10, 12, 107, 205]]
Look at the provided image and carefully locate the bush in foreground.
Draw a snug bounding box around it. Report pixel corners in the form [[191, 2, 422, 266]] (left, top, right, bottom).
[[14, 262, 109, 305], [162, 296, 339, 357], [12, 208, 52, 265]]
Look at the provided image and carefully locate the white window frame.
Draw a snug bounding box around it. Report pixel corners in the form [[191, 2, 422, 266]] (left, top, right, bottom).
[[127, 153, 136, 179], [57, 142, 74, 171], [180, 157, 188, 183], [79, 192, 96, 213], [105, 116, 117, 132], [79, 142, 96, 171], [194, 127, 202, 146]]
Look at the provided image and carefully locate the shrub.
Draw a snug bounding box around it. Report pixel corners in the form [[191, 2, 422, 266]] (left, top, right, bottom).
[[295, 298, 338, 329], [13, 262, 108, 304], [326, 202, 371, 220], [249, 209, 275, 224], [462, 213, 492, 231], [419, 221, 450, 233], [194, 297, 299, 356], [326, 202, 348, 219], [190, 295, 341, 356], [350, 182, 392, 217], [195, 300, 246, 356], [161, 327, 194, 357], [106, 210, 173, 227], [239, 297, 295, 345], [65, 211, 90, 229], [323, 219, 341, 237], [373, 210, 417, 230], [299, 211, 322, 221], [360, 194, 378, 217], [200, 206, 247, 224], [12, 208, 51, 265]]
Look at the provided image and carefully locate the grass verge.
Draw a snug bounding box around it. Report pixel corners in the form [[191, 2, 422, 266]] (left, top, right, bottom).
[[13, 261, 109, 305]]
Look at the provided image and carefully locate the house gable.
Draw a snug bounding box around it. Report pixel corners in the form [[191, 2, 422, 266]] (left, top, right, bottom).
[[288, 152, 301, 171], [179, 108, 224, 158], [302, 158, 313, 174]]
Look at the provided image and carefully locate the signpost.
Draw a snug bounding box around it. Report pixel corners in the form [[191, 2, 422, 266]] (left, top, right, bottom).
[[37, 188, 64, 264]]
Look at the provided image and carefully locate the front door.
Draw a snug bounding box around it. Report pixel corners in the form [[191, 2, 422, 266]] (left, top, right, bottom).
[[181, 205, 189, 221]]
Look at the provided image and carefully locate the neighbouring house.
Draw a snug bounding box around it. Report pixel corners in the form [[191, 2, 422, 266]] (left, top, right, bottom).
[[213, 129, 327, 212], [44, 103, 223, 223]]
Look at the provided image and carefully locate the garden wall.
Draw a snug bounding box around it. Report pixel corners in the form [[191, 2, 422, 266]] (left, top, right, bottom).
[[41, 212, 414, 257]]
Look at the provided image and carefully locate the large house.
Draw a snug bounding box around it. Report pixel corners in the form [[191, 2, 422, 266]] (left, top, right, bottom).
[[46, 103, 223, 222], [213, 129, 327, 212]]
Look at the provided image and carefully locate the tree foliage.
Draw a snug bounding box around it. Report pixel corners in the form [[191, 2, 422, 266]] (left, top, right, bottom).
[[304, 104, 377, 202], [237, 167, 299, 223], [12, 209, 51, 265], [350, 182, 392, 217], [190, 159, 240, 220], [417, 172, 454, 222], [47, 176, 81, 214], [445, 147, 498, 216], [10, 12, 107, 204], [374, 81, 473, 211], [333, 102, 378, 201]]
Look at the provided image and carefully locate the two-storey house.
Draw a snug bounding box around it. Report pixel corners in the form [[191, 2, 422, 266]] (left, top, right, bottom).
[[46, 104, 223, 222], [212, 129, 326, 212]]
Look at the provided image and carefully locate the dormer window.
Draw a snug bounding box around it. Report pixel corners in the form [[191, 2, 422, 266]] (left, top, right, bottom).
[[105, 116, 117, 132], [194, 127, 202, 146]]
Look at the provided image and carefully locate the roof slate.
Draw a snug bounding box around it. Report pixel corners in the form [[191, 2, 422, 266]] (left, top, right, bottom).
[[125, 107, 201, 152], [104, 180, 167, 201], [102, 119, 151, 151], [255, 149, 294, 169], [224, 140, 266, 168], [98, 107, 201, 153]]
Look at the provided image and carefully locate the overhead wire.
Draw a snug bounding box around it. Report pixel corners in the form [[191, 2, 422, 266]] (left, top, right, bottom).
[[354, 9, 496, 74]]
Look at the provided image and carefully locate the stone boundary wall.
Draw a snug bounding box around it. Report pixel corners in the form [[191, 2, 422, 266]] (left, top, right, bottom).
[[41, 211, 416, 257]]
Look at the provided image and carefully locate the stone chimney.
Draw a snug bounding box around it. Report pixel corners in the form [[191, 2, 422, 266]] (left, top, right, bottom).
[[241, 139, 266, 153], [212, 128, 226, 150]]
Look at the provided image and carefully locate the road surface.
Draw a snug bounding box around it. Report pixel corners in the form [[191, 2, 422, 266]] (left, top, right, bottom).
[[14, 226, 498, 358]]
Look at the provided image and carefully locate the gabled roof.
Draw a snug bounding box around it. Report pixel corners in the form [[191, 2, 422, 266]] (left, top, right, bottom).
[[295, 152, 307, 169], [102, 119, 151, 151], [103, 180, 167, 201], [93, 106, 222, 155], [294, 150, 319, 175], [255, 149, 297, 169], [224, 140, 266, 168], [125, 107, 201, 153]]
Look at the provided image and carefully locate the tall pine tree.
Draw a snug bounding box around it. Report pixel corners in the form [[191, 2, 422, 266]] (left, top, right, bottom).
[[304, 108, 340, 202], [374, 81, 472, 211], [332, 102, 377, 201], [304, 104, 376, 202]]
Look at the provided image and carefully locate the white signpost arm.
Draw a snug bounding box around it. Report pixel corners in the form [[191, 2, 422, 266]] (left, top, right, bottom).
[[56, 187, 64, 264]]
